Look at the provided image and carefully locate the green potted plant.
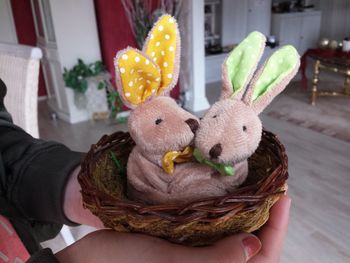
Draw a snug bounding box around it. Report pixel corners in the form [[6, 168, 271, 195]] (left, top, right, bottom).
[[63, 59, 125, 121], [63, 59, 106, 108], [106, 88, 127, 123]]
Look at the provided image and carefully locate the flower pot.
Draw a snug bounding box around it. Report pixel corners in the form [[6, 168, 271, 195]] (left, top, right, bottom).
[[73, 90, 87, 109], [85, 73, 110, 119]]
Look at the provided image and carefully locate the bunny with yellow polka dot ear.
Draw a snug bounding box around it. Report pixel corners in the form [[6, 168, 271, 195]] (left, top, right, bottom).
[[115, 15, 248, 205], [194, 31, 300, 187]]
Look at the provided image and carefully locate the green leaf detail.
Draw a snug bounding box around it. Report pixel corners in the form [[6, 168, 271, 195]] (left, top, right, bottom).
[[107, 90, 124, 119], [110, 152, 126, 177], [193, 148, 235, 176], [98, 81, 106, 90], [62, 58, 107, 94]]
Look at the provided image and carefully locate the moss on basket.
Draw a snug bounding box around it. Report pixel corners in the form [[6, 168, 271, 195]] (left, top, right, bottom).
[[92, 151, 126, 199]]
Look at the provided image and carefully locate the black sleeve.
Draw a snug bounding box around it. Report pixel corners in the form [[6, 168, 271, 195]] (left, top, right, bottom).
[[0, 78, 12, 124], [0, 78, 84, 225], [27, 248, 60, 263]]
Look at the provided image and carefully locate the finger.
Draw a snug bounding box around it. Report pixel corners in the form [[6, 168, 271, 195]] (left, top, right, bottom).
[[181, 233, 261, 263], [251, 195, 291, 262], [75, 208, 105, 229]]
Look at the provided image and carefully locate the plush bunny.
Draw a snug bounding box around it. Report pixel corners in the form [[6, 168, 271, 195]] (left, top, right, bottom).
[[114, 15, 247, 205], [195, 32, 300, 185]]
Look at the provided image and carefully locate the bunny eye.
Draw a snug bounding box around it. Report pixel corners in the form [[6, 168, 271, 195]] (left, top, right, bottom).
[[155, 118, 163, 125], [243, 125, 247, 132], [212, 115, 217, 118]]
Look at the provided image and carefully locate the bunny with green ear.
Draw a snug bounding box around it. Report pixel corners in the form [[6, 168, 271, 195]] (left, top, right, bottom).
[[195, 31, 300, 186]]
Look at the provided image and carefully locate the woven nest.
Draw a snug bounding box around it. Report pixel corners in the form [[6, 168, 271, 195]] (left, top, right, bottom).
[[78, 130, 288, 246]]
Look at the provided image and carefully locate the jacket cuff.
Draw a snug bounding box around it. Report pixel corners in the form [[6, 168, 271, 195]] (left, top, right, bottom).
[[27, 248, 59, 263], [16, 144, 85, 226]]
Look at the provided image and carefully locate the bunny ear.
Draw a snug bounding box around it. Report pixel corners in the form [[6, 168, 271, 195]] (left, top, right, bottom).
[[221, 31, 266, 100], [114, 48, 161, 109], [143, 14, 180, 96], [243, 45, 300, 114]]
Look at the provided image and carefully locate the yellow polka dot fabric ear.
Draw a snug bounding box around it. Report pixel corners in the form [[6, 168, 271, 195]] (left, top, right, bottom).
[[115, 48, 161, 108], [114, 14, 180, 108], [143, 14, 179, 95]]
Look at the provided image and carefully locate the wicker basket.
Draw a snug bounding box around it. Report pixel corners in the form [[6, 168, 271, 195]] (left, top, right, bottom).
[[78, 130, 288, 246]]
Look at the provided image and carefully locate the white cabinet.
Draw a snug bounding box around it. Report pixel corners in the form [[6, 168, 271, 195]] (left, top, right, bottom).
[[204, 0, 222, 48], [207, 0, 272, 84], [221, 0, 248, 46], [271, 11, 321, 55], [272, 15, 302, 50], [299, 14, 322, 53], [221, 0, 272, 46], [246, 0, 272, 36]]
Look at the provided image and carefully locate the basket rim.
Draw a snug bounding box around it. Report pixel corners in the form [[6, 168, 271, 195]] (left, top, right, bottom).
[[78, 130, 288, 224]]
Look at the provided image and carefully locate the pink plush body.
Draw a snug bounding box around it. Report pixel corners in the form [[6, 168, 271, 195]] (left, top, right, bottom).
[[127, 146, 248, 204]]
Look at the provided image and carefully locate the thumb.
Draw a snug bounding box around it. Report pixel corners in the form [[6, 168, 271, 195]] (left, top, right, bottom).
[[201, 233, 262, 263]]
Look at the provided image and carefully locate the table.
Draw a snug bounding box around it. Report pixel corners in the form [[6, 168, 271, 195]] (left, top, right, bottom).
[[301, 49, 350, 105]]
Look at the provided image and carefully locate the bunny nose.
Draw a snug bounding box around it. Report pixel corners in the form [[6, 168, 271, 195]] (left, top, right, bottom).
[[209, 143, 222, 159], [185, 118, 199, 134]]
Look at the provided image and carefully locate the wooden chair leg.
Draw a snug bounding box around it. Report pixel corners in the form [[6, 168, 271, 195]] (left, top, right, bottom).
[[344, 72, 350, 95], [311, 60, 320, 105]]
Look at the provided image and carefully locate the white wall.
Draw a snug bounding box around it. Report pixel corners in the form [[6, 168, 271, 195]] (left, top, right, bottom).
[[316, 0, 350, 40], [0, 0, 18, 44], [49, 0, 101, 69]]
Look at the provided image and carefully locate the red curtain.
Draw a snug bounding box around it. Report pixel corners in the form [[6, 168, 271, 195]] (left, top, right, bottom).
[[94, 0, 137, 86], [11, 0, 47, 97]]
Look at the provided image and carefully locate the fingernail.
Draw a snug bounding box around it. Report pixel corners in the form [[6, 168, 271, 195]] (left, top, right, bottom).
[[242, 236, 261, 261]]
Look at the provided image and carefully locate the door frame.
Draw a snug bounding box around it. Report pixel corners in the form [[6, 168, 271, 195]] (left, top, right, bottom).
[[30, 0, 66, 111], [0, 0, 18, 44]]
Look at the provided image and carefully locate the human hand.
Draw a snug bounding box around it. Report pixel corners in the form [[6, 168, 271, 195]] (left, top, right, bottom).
[[249, 195, 291, 262], [55, 229, 259, 263], [57, 195, 290, 263], [63, 166, 104, 228]]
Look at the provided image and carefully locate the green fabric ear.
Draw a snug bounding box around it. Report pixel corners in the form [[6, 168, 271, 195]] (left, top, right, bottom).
[[226, 31, 265, 96], [252, 45, 299, 101]]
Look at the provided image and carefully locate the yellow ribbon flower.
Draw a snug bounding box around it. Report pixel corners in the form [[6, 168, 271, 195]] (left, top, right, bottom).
[[162, 146, 194, 175]]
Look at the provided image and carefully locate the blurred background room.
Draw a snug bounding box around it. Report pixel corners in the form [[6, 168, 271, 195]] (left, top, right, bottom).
[[0, 0, 349, 262]]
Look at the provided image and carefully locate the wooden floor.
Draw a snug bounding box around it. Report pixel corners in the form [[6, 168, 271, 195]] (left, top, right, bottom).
[[38, 90, 350, 262], [261, 115, 350, 263]]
